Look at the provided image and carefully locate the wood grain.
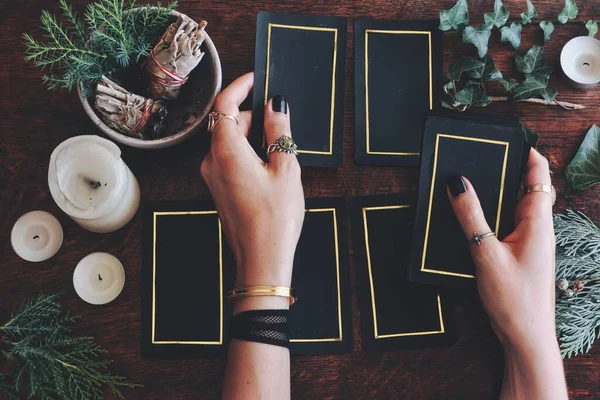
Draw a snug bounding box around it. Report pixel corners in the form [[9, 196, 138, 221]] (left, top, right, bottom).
[[1, 0, 599, 399]]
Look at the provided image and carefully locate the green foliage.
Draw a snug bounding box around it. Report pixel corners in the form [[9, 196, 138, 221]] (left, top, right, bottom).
[[498, 78, 518, 92], [500, 21, 522, 49], [540, 87, 558, 104], [509, 73, 548, 101], [522, 125, 539, 148], [558, 0, 579, 24], [446, 56, 485, 81], [23, 0, 177, 94], [554, 210, 600, 359], [520, 0, 537, 25], [455, 81, 492, 107], [462, 24, 492, 58], [586, 20, 598, 37], [484, 0, 509, 29], [565, 125, 600, 190], [480, 54, 503, 81], [439, 0, 469, 31], [540, 20, 555, 43], [0, 293, 140, 399], [515, 45, 551, 75]]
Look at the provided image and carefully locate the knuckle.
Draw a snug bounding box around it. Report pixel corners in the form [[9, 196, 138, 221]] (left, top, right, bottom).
[[460, 202, 484, 224]]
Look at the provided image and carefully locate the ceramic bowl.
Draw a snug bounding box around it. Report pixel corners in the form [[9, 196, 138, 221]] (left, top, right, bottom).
[[78, 9, 222, 149]]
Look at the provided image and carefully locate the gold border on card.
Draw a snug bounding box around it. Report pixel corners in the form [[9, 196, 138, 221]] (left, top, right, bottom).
[[365, 30, 432, 156], [362, 206, 445, 338], [152, 211, 223, 345], [420, 134, 510, 279], [290, 207, 343, 342], [264, 23, 338, 155]]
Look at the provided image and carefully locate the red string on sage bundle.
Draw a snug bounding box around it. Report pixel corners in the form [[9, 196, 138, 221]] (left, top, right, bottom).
[[129, 100, 151, 137], [148, 48, 188, 87]]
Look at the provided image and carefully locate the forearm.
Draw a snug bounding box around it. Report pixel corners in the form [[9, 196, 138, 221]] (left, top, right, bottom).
[[222, 296, 291, 400], [501, 336, 568, 400]]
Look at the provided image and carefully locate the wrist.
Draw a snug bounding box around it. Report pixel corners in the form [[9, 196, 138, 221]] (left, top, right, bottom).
[[232, 296, 290, 315], [235, 261, 294, 287]]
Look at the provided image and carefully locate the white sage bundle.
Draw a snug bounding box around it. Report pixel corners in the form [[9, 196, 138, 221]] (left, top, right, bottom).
[[146, 14, 208, 100], [95, 76, 168, 140]]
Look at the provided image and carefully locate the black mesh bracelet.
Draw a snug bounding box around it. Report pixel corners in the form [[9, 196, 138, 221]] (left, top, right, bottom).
[[230, 309, 290, 348]]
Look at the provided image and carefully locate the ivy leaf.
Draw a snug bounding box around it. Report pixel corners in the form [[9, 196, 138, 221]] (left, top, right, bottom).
[[500, 21, 523, 50], [515, 45, 552, 75], [565, 125, 600, 190], [498, 78, 518, 92], [443, 81, 456, 92], [462, 25, 492, 58], [441, 100, 454, 109], [455, 82, 492, 107], [479, 54, 503, 81], [558, 0, 578, 24], [439, 0, 469, 31], [586, 20, 598, 37], [509, 73, 549, 101], [540, 87, 558, 104], [522, 125, 539, 148], [540, 21, 555, 43], [446, 56, 485, 81], [484, 0, 510, 29], [521, 0, 538, 25]]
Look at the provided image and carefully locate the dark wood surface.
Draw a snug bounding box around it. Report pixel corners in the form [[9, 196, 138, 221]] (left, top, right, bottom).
[[2, 0, 600, 398]]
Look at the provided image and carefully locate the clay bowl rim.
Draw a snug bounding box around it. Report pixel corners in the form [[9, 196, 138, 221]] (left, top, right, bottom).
[[77, 8, 222, 150]]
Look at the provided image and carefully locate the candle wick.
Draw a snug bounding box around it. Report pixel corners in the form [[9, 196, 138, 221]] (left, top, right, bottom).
[[98, 274, 103, 281], [33, 235, 40, 240], [88, 179, 102, 189]]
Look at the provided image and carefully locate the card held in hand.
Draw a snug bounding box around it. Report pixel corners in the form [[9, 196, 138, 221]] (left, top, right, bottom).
[[409, 115, 527, 288], [351, 194, 455, 351], [252, 12, 347, 167], [142, 199, 352, 357], [354, 19, 443, 166]]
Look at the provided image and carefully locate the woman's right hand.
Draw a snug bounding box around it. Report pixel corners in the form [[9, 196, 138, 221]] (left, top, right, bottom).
[[447, 148, 568, 400]]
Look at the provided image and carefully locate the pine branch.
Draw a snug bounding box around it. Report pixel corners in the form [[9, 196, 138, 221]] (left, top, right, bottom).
[[554, 210, 600, 359], [1, 293, 140, 399]]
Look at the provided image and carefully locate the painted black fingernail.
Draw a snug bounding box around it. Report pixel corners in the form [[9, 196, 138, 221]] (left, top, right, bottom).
[[447, 175, 467, 197], [272, 95, 287, 114]]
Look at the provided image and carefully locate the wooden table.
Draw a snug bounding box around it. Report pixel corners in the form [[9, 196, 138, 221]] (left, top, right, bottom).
[[2, 0, 599, 398]]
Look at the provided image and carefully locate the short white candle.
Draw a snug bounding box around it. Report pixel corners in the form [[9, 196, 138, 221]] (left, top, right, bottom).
[[73, 252, 125, 305], [48, 135, 141, 233], [560, 36, 600, 89], [10, 211, 63, 262]]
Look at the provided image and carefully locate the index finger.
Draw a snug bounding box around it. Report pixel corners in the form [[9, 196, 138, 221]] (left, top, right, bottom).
[[213, 72, 254, 117]]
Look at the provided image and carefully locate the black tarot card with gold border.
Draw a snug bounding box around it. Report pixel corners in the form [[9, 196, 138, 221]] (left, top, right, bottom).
[[354, 19, 443, 166], [252, 12, 347, 167], [408, 115, 527, 288], [142, 198, 352, 357], [351, 194, 455, 351]]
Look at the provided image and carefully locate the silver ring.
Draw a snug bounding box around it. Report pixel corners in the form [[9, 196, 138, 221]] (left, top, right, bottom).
[[266, 136, 298, 159], [471, 231, 496, 246]]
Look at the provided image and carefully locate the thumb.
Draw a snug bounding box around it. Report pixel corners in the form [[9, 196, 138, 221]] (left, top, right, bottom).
[[446, 175, 502, 262]]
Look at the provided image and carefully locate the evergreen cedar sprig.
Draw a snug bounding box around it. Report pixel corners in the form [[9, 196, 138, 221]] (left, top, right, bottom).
[[23, 0, 177, 95], [554, 210, 600, 359], [0, 293, 139, 400]]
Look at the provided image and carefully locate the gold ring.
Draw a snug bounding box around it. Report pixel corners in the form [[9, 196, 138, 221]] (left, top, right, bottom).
[[526, 184, 556, 205], [226, 286, 297, 305], [208, 111, 238, 133]]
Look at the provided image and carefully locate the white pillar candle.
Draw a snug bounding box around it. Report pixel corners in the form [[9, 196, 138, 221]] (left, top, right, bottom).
[[560, 36, 600, 90], [48, 135, 140, 233], [73, 252, 125, 305], [10, 211, 63, 262]]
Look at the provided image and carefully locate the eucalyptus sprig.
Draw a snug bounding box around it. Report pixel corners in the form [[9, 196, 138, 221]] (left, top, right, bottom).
[[23, 0, 177, 95], [0, 293, 140, 400], [439, 0, 586, 113]]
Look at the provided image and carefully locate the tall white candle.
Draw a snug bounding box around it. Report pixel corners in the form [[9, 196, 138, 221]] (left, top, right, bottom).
[[48, 135, 140, 233], [73, 252, 125, 305]]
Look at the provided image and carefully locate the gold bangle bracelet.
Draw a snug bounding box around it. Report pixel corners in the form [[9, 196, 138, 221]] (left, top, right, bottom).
[[226, 286, 297, 306]]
